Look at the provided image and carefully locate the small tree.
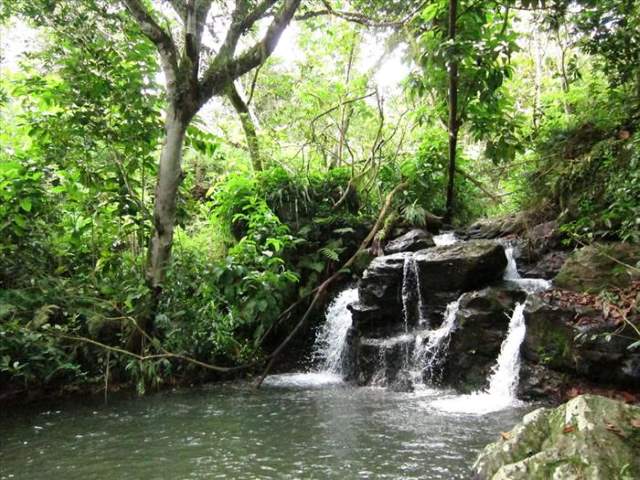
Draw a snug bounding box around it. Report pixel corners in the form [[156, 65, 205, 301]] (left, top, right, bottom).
[[119, 0, 301, 292], [409, 0, 517, 222]]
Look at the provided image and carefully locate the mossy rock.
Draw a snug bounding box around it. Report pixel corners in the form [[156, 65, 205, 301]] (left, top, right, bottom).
[[554, 243, 640, 293], [473, 394, 640, 480]]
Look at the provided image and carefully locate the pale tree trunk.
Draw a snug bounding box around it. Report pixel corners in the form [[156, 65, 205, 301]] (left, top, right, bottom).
[[121, 0, 302, 345], [445, 0, 458, 224], [148, 106, 188, 289]]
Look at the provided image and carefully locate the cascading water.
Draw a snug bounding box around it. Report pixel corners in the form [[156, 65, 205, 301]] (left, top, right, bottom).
[[431, 303, 527, 414], [486, 303, 526, 399], [410, 299, 461, 385], [503, 245, 552, 293], [264, 287, 357, 388], [312, 287, 359, 374], [401, 253, 427, 328], [504, 246, 522, 280]]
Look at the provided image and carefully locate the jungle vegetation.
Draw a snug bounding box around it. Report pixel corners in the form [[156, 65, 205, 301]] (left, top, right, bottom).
[[0, 0, 638, 398]]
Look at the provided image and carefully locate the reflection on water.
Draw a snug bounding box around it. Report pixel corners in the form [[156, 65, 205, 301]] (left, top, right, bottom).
[[0, 381, 530, 480]]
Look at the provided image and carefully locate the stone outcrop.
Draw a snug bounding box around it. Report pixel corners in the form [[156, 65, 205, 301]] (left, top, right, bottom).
[[554, 242, 640, 293], [522, 294, 640, 390], [519, 250, 569, 280], [465, 213, 526, 240], [384, 228, 435, 255], [351, 241, 507, 337], [473, 394, 640, 480], [413, 241, 507, 292]]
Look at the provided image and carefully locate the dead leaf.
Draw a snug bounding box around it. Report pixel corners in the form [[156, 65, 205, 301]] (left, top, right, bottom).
[[604, 420, 627, 438], [563, 425, 575, 434]]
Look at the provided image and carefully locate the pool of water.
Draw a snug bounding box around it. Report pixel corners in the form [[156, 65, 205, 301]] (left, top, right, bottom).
[[0, 377, 531, 479]]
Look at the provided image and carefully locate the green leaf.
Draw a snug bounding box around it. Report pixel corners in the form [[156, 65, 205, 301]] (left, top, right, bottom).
[[19, 198, 32, 212]]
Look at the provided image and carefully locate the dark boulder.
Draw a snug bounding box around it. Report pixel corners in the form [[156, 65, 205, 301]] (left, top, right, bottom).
[[465, 213, 526, 240], [384, 228, 435, 255], [519, 250, 569, 280], [440, 286, 527, 391], [523, 294, 640, 389], [413, 240, 507, 292], [358, 252, 408, 306]]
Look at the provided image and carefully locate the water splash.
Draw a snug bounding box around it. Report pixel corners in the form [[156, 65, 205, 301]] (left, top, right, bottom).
[[430, 303, 527, 415], [433, 232, 457, 246], [312, 287, 358, 374], [411, 299, 461, 385], [486, 303, 526, 399]]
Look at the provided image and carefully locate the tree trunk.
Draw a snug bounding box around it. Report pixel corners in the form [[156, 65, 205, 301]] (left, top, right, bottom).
[[445, 0, 458, 224], [147, 106, 188, 289], [227, 83, 262, 172]]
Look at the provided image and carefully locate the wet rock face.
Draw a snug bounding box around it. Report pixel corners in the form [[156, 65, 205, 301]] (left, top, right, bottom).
[[357, 334, 415, 391], [523, 295, 640, 389], [384, 228, 435, 255], [473, 394, 640, 480], [413, 241, 507, 292]]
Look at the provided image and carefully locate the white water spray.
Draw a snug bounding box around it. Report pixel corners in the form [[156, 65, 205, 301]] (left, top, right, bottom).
[[411, 299, 461, 385], [312, 287, 359, 374], [503, 246, 552, 293], [433, 232, 457, 246], [431, 303, 527, 414]]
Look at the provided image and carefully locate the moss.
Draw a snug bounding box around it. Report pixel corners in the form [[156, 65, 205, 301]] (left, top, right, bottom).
[[474, 395, 640, 480], [554, 243, 640, 293]]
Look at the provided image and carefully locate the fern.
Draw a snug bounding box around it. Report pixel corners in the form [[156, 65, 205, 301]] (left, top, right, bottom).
[[401, 201, 428, 226], [319, 247, 340, 262]]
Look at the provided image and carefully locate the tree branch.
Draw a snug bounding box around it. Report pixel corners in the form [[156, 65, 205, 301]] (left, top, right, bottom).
[[121, 0, 180, 92], [198, 0, 301, 106]]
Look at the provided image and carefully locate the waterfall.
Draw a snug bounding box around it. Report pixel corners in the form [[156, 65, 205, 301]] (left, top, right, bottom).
[[401, 253, 427, 328], [263, 287, 357, 388], [504, 246, 521, 280], [503, 245, 552, 293], [312, 287, 359, 374], [411, 298, 460, 385], [486, 303, 526, 399], [431, 303, 527, 414]]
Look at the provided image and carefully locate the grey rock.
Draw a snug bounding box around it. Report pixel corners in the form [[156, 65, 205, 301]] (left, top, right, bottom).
[[384, 228, 435, 255]]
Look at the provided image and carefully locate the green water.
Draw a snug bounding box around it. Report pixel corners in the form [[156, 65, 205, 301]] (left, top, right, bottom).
[[0, 377, 530, 479]]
